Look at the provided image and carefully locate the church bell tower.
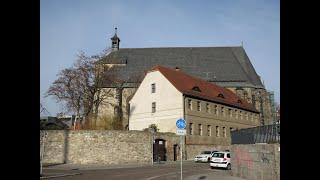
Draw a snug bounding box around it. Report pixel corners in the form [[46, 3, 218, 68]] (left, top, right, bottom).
[[111, 27, 120, 51]]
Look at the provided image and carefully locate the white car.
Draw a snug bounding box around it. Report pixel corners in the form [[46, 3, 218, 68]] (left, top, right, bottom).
[[194, 151, 215, 162], [209, 151, 231, 170]]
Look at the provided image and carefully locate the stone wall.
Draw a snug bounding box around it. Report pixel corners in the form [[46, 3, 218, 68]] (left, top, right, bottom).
[[42, 130, 152, 165], [41, 130, 180, 165], [153, 132, 180, 161], [231, 144, 280, 180]]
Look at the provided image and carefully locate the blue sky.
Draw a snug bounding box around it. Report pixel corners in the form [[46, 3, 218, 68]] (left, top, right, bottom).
[[41, 0, 280, 116]]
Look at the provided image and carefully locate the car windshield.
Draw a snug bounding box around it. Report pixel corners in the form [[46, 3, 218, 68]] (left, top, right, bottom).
[[201, 151, 212, 154], [212, 153, 224, 158]]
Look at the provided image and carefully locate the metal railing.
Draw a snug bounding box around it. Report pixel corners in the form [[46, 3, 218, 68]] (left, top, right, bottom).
[[231, 124, 280, 144]]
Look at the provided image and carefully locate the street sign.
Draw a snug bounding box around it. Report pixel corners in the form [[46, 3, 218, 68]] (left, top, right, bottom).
[[176, 118, 186, 129], [176, 129, 186, 136], [175, 118, 186, 180]]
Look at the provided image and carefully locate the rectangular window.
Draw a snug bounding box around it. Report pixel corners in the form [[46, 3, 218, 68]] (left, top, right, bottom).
[[206, 103, 210, 113], [216, 126, 219, 137], [207, 125, 211, 136], [228, 108, 232, 117], [188, 99, 192, 110], [151, 83, 156, 93], [197, 101, 201, 111], [221, 107, 224, 116], [199, 124, 202, 136], [239, 111, 242, 120], [223, 127, 226, 137], [152, 102, 156, 113], [189, 123, 193, 135], [235, 110, 238, 119], [214, 105, 218, 114]]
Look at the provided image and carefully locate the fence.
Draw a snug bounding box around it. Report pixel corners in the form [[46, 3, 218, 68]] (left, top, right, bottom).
[[231, 124, 280, 144]]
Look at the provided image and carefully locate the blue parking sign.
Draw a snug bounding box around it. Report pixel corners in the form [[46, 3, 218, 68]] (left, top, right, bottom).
[[176, 118, 186, 129]]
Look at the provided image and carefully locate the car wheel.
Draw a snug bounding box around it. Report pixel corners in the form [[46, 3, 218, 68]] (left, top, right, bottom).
[[226, 164, 231, 170]]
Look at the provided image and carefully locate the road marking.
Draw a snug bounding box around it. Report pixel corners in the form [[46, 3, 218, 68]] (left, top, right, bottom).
[[143, 172, 179, 180], [143, 169, 213, 180]]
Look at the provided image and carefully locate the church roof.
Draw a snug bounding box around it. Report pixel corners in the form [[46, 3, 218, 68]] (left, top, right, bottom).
[[151, 65, 259, 113], [98, 46, 264, 88]]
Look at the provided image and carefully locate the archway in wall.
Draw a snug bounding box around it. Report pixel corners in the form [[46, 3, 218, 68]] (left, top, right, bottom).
[[153, 139, 167, 161]]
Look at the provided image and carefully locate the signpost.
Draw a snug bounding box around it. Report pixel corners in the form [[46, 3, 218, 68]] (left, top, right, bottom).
[[176, 118, 186, 180]]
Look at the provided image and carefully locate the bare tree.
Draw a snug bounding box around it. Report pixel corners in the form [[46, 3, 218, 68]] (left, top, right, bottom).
[[40, 103, 50, 115], [45, 51, 114, 129]]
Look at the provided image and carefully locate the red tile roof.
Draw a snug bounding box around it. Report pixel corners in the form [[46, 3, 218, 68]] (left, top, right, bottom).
[[150, 66, 259, 113]]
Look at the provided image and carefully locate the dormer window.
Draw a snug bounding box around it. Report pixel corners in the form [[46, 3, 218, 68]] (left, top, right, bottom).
[[237, 99, 242, 104], [192, 86, 201, 92], [217, 93, 224, 98]]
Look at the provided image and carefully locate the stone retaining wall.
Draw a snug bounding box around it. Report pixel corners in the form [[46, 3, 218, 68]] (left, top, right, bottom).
[[41, 130, 152, 165], [231, 143, 280, 180]]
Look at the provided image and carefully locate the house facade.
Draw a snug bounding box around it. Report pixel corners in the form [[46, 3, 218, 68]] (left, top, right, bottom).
[[129, 66, 260, 146]]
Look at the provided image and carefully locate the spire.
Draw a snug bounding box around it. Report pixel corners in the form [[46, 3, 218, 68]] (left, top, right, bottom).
[[111, 27, 120, 51]]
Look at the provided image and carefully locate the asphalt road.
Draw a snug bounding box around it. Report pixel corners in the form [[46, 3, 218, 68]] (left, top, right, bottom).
[[42, 161, 244, 180]]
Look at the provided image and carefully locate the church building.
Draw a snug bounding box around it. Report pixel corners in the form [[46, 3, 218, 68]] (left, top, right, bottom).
[[96, 28, 273, 130]]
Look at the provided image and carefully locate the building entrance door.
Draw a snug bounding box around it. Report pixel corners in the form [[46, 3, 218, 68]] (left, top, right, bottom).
[[153, 139, 166, 161], [173, 144, 178, 161]]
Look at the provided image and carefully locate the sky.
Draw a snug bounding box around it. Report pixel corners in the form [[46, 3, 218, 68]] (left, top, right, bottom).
[[40, 0, 280, 116]]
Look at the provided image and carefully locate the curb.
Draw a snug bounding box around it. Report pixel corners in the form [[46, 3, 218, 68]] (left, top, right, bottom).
[[44, 160, 195, 171], [40, 173, 81, 179]]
